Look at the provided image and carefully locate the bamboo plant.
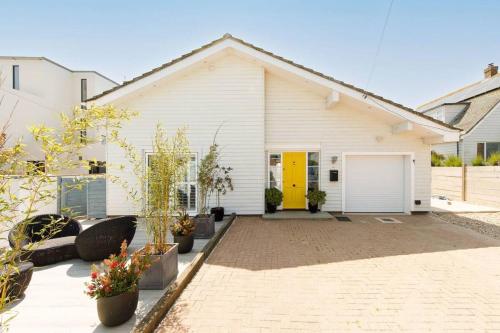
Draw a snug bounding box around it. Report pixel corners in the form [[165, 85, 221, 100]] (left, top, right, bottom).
[[143, 124, 190, 254]]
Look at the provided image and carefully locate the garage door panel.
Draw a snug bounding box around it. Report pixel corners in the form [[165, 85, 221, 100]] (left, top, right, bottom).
[[345, 155, 405, 212]]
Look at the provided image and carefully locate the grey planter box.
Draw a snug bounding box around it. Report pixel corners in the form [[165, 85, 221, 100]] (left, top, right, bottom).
[[194, 214, 215, 239], [139, 243, 178, 290]]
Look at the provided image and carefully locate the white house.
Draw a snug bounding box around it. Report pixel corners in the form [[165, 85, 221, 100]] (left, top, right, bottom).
[[88, 34, 459, 215], [417, 63, 500, 164], [0, 56, 118, 172]]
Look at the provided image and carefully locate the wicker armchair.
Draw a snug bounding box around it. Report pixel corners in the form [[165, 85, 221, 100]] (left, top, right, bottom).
[[8, 214, 82, 266], [75, 216, 137, 261]]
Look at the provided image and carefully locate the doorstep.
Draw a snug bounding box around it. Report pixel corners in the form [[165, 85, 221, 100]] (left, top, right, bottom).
[[262, 210, 333, 220]]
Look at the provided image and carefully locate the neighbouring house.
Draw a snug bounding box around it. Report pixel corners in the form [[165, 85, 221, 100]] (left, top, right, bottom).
[[88, 34, 459, 215], [417, 63, 500, 164], [0, 56, 118, 173]]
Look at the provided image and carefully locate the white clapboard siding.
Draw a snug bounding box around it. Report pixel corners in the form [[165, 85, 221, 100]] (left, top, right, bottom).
[[265, 73, 431, 211], [107, 55, 265, 215]]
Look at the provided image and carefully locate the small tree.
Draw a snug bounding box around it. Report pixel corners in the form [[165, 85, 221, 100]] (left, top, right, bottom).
[[212, 165, 233, 208], [144, 124, 190, 254], [197, 144, 218, 215]]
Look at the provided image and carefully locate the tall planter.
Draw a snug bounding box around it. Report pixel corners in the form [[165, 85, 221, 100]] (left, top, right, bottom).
[[210, 207, 224, 221], [139, 244, 178, 290], [97, 289, 139, 327], [194, 214, 215, 239]]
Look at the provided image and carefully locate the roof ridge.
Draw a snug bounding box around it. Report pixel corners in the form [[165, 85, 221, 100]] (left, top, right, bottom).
[[87, 34, 457, 130]]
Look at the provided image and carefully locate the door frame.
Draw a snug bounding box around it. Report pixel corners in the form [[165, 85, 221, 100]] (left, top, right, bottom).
[[341, 152, 415, 214], [266, 149, 321, 211]]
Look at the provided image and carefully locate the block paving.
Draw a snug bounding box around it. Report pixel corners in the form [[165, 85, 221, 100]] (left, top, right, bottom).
[[157, 214, 500, 332]]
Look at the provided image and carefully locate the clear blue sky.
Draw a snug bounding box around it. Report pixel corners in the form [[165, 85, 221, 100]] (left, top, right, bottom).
[[2, 0, 499, 107]]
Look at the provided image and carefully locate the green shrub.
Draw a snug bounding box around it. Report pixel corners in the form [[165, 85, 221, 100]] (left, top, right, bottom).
[[487, 152, 500, 166], [443, 155, 462, 167], [306, 190, 327, 206], [471, 155, 486, 166], [265, 188, 283, 206], [431, 151, 444, 166]]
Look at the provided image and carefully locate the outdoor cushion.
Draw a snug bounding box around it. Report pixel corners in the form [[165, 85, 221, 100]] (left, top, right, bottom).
[[75, 216, 137, 261], [21, 236, 78, 267]]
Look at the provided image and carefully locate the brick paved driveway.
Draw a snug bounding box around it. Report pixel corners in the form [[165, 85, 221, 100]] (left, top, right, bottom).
[[157, 215, 500, 332]]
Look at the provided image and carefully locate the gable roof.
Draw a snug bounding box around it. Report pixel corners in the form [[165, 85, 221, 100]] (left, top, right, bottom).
[[447, 88, 500, 133], [0, 56, 119, 85], [87, 34, 457, 131], [417, 73, 500, 112]]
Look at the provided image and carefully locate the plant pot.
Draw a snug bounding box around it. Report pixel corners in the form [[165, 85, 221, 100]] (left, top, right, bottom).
[[2, 261, 34, 303], [193, 214, 215, 239], [173, 234, 194, 254], [139, 244, 178, 290], [210, 207, 224, 222], [97, 289, 139, 327], [266, 203, 277, 213], [308, 203, 319, 213]]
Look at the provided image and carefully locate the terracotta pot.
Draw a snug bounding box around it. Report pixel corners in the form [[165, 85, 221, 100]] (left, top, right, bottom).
[[138, 244, 178, 290], [210, 207, 224, 221], [174, 234, 194, 254], [97, 289, 138, 327]]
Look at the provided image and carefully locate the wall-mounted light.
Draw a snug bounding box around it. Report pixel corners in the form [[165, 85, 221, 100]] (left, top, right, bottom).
[[331, 156, 338, 164]]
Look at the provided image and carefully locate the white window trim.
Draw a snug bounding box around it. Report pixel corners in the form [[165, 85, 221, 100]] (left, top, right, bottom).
[[478, 141, 500, 158], [266, 150, 321, 210]]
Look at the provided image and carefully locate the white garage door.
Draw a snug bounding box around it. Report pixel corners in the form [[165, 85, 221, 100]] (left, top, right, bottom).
[[345, 155, 405, 212]]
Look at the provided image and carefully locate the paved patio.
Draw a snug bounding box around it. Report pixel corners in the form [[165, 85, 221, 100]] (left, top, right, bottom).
[[6, 217, 231, 333], [158, 214, 500, 332]]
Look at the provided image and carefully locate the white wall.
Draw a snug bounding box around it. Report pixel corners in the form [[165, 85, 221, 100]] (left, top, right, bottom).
[[0, 58, 117, 165], [265, 73, 432, 212], [462, 103, 500, 164], [107, 54, 265, 215], [432, 142, 459, 157]]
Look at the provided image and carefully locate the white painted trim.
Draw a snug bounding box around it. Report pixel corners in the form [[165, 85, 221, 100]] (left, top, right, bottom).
[[91, 37, 458, 136], [265, 144, 321, 151], [341, 152, 415, 214]]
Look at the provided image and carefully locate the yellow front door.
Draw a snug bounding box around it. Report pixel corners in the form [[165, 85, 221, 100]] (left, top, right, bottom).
[[282, 152, 306, 209]]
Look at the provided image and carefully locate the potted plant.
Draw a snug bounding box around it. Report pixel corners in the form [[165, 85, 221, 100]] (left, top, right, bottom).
[[265, 188, 282, 213], [306, 189, 327, 213], [139, 124, 190, 290], [210, 164, 233, 221], [85, 241, 152, 327], [195, 144, 217, 238], [170, 208, 196, 254]]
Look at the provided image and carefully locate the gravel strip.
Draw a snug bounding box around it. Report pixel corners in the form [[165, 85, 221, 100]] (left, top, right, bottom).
[[434, 212, 500, 240]]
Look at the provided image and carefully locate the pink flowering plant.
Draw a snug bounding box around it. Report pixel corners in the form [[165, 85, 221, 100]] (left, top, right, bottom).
[[85, 240, 152, 299]]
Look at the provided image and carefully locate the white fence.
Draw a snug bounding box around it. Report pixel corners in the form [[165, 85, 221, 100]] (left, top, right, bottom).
[[432, 166, 500, 208]]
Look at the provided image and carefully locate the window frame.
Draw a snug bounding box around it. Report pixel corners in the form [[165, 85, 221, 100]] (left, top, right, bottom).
[[12, 65, 19, 90], [477, 142, 500, 159], [80, 78, 87, 102], [145, 152, 198, 213]]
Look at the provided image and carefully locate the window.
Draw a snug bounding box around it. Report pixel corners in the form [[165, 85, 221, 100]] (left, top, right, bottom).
[[307, 152, 319, 191], [80, 79, 87, 102], [12, 65, 19, 90], [146, 153, 197, 211], [477, 142, 500, 159], [268, 153, 282, 189], [27, 160, 45, 175], [89, 161, 106, 174]]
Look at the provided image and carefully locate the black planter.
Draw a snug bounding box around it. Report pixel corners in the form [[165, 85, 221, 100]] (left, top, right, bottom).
[[210, 207, 225, 222], [97, 289, 139, 327], [174, 234, 194, 254], [3, 261, 34, 302], [266, 203, 277, 213], [308, 203, 319, 213]]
